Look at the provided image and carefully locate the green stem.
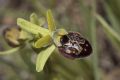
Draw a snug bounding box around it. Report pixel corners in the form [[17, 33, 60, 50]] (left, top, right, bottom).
[[0, 47, 20, 55], [90, 0, 100, 80]]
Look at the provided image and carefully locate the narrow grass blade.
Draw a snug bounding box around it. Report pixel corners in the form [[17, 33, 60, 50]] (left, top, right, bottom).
[[90, 0, 100, 80], [95, 14, 120, 42], [34, 35, 51, 48], [46, 10, 56, 32], [106, 32, 120, 50], [104, 3, 120, 33], [79, 0, 92, 38], [36, 45, 55, 72], [17, 18, 50, 36]]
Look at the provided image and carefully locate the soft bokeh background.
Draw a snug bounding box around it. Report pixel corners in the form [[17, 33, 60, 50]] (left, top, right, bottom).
[[0, 0, 120, 80]]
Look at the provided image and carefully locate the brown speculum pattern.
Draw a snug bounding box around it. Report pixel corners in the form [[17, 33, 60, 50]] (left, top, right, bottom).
[[58, 32, 92, 59]]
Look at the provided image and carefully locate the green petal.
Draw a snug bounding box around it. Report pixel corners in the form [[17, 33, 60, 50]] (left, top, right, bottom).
[[52, 29, 68, 46], [17, 18, 50, 36], [46, 9, 56, 32], [39, 18, 46, 27], [34, 35, 51, 48], [19, 30, 32, 40], [30, 13, 40, 25], [36, 45, 55, 72]]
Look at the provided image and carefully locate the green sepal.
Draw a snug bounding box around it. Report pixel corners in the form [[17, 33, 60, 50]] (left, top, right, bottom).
[[17, 18, 50, 36]]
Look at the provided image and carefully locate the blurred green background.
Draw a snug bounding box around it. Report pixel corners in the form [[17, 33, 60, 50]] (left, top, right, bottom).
[[0, 0, 120, 80]]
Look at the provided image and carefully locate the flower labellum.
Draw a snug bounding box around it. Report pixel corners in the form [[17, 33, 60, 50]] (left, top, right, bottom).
[[58, 32, 92, 59]]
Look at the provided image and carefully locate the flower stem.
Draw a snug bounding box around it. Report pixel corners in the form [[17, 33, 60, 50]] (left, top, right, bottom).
[[90, 0, 100, 80], [0, 47, 20, 55]]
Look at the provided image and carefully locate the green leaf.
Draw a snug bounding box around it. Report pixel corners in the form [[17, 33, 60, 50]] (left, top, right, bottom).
[[95, 14, 120, 43], [17, 18, 50, 36], [36, 45, 55, 72], [30, 13, 40, 25], [34, 35, 51, 48], [46, 9, 56, 32], [0, 47, 20, 55]]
